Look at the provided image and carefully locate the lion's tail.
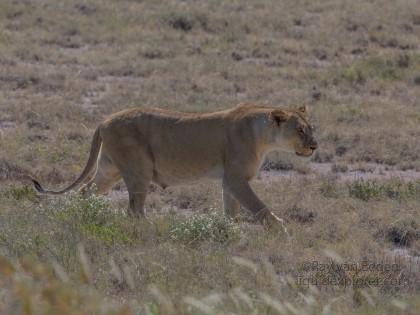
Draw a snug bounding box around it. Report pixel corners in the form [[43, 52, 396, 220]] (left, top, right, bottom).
[[32, 127, 102, 195]]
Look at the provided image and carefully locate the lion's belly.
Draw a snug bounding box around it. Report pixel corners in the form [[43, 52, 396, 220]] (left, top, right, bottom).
[[146, 122, 225, 186], [152, 161, 224, 187]]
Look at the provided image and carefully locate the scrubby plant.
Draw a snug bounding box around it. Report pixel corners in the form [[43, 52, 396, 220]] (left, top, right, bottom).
[[2, 184, 38, 202], [341, 54, 416, 84], [320, 180, 340, 198], [403, 180, 420, 198], [169, 210, 240, 245], [41, 192, 132, 245], [348, 180, 384, 201], [348, 179, 420, 201], [384, 219, 419, 247], [285, 206, 316, 223], [164, 12, 195, 31]]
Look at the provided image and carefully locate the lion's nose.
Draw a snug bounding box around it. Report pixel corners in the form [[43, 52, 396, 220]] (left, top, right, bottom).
[[310, 141, 318, 150]]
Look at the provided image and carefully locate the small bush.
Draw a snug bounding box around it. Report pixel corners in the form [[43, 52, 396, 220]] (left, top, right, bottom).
[[384, 219, 419, 247], [384, 180, 420, 200], [42, 192, 132, 245], [166, 12, 194, 31], [342, 65, 366, 84], [348, 180, 384, 201], [286, 206, 316, 224], [169, 211, 240, 245], [320, 181, 340, 198], [405, 181, 420, 197], [341, 54, 409, 84], [2, 184, 38, 202], [348, 180, 420, 201], [261, 159, 294, 171], [163, 11, 209, 32]]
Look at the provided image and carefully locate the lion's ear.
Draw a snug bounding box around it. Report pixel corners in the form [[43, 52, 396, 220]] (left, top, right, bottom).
[[297, 105, 309, 116], [269, 109, 290, 126]]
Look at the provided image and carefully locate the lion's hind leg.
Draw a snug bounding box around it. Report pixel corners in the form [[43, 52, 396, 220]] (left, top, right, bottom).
[[118, 166, 152, 218], [105, 144, 153, 218], [80, 152, 121, 195]]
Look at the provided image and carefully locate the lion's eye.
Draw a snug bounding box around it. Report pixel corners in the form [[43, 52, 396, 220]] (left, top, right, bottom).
[[298, 127, 304, 134]]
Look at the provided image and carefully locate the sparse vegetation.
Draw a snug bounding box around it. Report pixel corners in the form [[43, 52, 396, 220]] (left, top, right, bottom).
[[383, 219, 420, 247], [169, 210, 241, 245], [0, 176, 420, 313], [331, 163, 348, 173], [348, 180, 384, 201], [341, 53, 420, 84], [42, 192, 133, 245], [285, 205, 317, 223], [1, 0, 420, 313], [2, 184, 38, 202], [348, 179, 420, 201], [319, 180, 341, 198]]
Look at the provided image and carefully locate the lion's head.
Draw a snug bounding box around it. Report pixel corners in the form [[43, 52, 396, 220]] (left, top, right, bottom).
[[269, 105, 317, 157]]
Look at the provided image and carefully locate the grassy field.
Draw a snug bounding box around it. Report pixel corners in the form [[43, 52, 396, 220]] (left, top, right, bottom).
[[0, 0, 420, 314]]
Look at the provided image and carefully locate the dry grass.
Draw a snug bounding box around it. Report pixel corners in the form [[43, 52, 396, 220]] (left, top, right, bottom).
[[1, 0, 420, 313], [1, 178, 420, 314]]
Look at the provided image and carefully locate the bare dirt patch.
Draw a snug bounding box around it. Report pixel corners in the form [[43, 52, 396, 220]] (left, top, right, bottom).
[[0, 120, 16, 130], [259, 162, 420, 183], [0, 120, 16, 138]]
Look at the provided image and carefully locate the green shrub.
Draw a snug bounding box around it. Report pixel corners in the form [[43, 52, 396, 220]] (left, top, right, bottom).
[[348, 180, 420, 201], [169, 211, 240, 245], [3, 184, 38, 202], [43, 192, 132, 245], [399, 180, 420, 199], [341, 54, 417, 84], [342, 65, 366, 84], [348, 180, 384, 201]]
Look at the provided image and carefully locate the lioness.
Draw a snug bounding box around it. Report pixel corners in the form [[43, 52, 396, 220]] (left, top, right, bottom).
[[32, 103, 317, 226]]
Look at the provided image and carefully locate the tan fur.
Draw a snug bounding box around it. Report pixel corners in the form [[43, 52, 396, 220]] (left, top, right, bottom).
[[32, 103, 317, 226]]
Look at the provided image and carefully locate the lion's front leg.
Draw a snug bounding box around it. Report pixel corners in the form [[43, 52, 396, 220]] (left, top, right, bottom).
[[127, 188, 148, 217], [222, 174, 283, 227], [222, 185, 241, 220]]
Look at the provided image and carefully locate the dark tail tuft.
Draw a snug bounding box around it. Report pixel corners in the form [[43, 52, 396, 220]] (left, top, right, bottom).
[[31, 178, 45, 193]]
